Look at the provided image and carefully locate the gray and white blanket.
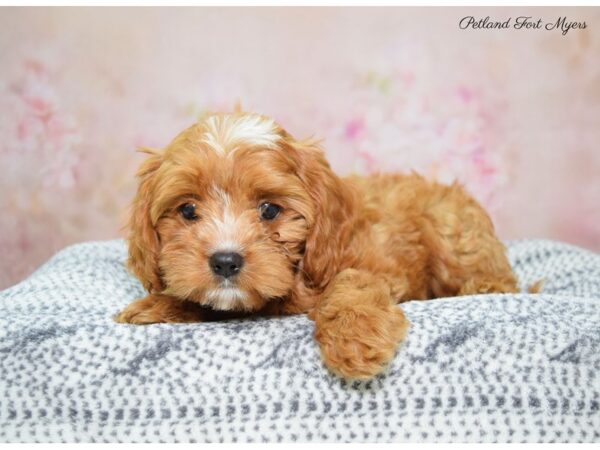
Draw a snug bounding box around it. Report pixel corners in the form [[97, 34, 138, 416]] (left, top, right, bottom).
[[1, 239, 599, 442]]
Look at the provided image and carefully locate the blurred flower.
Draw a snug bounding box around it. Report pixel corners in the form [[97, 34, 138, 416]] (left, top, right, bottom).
[[2, 58, 81, 190], [313, 65, 509, 213]]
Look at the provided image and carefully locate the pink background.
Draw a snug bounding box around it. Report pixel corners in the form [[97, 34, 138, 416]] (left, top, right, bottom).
[[1, 7, 599, 289]]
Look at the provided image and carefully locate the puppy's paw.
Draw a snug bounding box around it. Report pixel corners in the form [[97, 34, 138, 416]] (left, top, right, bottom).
[[314, 300, 409, 380], [114, 295, 204, 324], [114, 296, 166, 324]]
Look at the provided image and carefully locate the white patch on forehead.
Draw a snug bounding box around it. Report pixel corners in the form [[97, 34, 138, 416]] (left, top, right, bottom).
[[205, 286, 247, 311], [201, 114, 280, 155], [201, 116, 226, 155]]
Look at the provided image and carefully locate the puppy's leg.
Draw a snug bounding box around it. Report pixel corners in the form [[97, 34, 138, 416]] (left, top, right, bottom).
[[311, 269, 410, 380], [458, 276, 519, 295], [423, 183, 519, 297], [114, 294, 206, 324]]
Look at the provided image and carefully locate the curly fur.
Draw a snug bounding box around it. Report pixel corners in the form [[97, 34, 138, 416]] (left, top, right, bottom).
[[115, 111, 520, 379]]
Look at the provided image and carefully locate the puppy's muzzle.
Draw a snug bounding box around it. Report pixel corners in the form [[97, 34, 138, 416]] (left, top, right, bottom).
[[209, 252, 244, 279]]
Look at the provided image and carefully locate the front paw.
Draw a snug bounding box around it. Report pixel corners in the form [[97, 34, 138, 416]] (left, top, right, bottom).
[[115, 295, 206, 324], [114, 296, 167, 324], [314, 301, 409, 380]]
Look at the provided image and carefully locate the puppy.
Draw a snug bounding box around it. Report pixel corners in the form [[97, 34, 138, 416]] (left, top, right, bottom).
[[115, 111, 521, 379]]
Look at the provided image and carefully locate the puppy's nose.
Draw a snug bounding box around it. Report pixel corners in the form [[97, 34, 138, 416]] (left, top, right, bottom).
[[209, 252, 244, 278]]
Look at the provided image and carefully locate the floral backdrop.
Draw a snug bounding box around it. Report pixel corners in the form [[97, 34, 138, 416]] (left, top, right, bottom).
[[1, 7, 599, 289]]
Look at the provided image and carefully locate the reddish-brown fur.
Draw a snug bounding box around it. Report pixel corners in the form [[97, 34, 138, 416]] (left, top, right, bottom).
[[115, 111, 520, 380]]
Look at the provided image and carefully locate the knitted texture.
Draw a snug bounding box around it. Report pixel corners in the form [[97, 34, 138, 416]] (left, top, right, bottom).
[[1, 239, 599, 442]]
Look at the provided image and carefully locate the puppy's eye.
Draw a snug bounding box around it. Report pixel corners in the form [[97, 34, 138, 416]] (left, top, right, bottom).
[[178, 203, 199, 221], [258, 202, 281, 221]]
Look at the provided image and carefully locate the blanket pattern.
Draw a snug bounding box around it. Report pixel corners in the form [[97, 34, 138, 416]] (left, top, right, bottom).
[[1, 239, 599, 442]]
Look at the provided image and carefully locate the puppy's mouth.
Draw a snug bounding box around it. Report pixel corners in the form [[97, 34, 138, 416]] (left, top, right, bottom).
[[203, 280, 249, 311], [217, 278, 236, 289]]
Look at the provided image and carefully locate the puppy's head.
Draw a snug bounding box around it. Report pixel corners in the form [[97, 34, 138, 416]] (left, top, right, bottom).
[[127, 112, 350, 312]]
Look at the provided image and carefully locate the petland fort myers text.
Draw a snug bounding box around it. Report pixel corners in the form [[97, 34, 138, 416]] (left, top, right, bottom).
[[459, 16, 587, 35]]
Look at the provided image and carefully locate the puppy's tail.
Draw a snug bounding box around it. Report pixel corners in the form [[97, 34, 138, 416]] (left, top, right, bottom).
[[527, 279, 544, 294]]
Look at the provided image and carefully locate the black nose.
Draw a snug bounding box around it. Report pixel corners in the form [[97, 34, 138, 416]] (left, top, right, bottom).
[[209, 252, 244, 278]]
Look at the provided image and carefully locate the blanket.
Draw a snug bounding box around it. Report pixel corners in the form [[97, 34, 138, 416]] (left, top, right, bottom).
[[1, 239, 599, 442]]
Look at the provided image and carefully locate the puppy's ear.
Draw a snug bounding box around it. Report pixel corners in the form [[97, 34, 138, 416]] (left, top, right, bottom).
[[285, 138, 356, 290], [127, 149, 164, 293]]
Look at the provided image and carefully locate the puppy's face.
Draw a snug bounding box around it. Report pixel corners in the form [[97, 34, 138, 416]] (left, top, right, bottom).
[[128, 113, 323, 312]]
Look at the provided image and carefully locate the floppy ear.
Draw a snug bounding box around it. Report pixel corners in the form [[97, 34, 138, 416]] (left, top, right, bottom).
[[286, 138, 357, 290], [127, 150, 164, 293]]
